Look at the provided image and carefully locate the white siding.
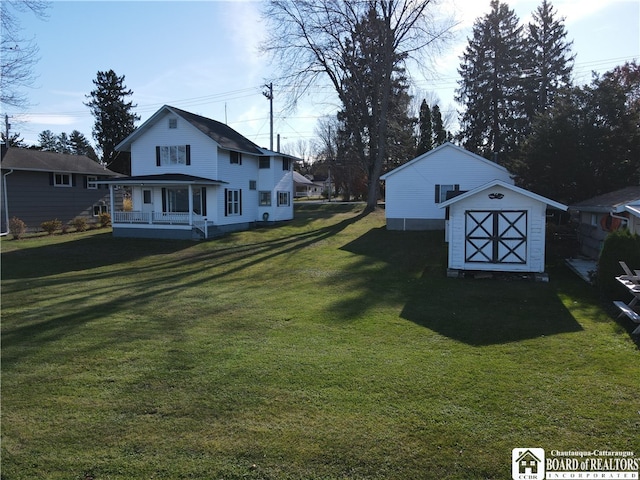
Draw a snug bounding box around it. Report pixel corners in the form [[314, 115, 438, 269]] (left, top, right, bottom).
[[383, 144, 513, 224], [447, 185, 548, 273], [130, 111, 220, 179]]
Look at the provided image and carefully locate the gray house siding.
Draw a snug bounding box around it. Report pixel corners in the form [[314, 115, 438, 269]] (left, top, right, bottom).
[[2, 170, 113, 232]]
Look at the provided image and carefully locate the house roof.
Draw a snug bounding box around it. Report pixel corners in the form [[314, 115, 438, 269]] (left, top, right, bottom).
[[97, 173, 228, 186], [1, 148, 119, 176], [293, 171, 316, 186], [116, 105, 265, 156], [380, 142, 511, 180], [570, 186, 640, 214], [438, 179, 568, 211]]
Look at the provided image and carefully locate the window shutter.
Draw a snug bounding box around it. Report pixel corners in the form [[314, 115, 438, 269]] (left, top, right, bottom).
[[239, 189, 242, 216], [455, 184, 460, 192], [186, 145, 191, 165], [72, 174, 77, 187], [161, 188, 167, 212], [224, 189, 228, 216], [201, 187, 207, 216], [156, 146, 161, 166], [49, 173, 54, 185], [83, 176, 88, 189], [435, 185, 440, 203]]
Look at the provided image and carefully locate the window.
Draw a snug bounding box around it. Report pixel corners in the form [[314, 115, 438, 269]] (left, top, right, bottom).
[[435, 184, 459, 204], [156, 145, 190, 166], [282, 158, 291, 170], [249, 180, 257, 190], [143, 190, 152, 204], [226, 189, 241, 216], [259, 191, 271, 206], [230, 151, 242, 165], [93, 204, 108, 216], [54, 173, 71, 187], [277, 191, 290, 207], [259, 157, 270, 169], [86, 176, 97, 189], [166, 188, 189, 212], [168, 118, 177, 129]]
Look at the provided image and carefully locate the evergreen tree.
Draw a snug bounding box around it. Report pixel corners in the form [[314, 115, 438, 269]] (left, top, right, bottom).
[[38, 129, 57, 151], [456, 0, 526, 163], [431, 104, 448, 146], [69, 130, 98, 161], [1, 131, 26, 148], [85, 69, 139, 174], [523, 0, 574, 119], [416, 99, 433, 155], [56, 132, 71, 154]]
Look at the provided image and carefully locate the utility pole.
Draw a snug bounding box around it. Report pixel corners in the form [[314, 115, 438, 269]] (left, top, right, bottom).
[[263, 83, 273, 151], [4, 115, 10, 146]]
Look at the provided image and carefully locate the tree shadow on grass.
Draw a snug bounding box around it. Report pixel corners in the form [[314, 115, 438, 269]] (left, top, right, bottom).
[[341, 227, 583, 346]]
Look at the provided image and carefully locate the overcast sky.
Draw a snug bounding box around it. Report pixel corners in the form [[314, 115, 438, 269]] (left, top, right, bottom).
[[3, 0, 639, 152]]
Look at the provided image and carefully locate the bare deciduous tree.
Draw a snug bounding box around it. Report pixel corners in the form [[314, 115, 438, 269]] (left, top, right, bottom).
[[1, 0, 50, 108], [262, 0, 455, 211]]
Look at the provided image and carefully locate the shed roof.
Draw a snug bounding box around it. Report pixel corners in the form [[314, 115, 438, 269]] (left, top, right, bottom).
[[380, 142, 510, 180], [438, 179, 567, 211], [570, 186, 640, 214], [1, 148, 119, 176]]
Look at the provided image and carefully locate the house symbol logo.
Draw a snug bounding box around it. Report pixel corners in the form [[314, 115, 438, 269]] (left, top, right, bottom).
[[512, 448, 545, 480]]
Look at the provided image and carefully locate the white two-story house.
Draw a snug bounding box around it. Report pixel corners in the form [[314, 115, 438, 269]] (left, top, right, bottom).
[[103, 105, 295, 239]]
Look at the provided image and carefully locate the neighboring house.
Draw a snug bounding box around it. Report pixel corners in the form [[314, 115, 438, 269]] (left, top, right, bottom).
[[0, 146, 119, 233], [380, 142, 514, 230], [293, 171, 323, 198], [102, 105, 296, 240], [439, 180, 567, 275], [569, 186, 640, 259]]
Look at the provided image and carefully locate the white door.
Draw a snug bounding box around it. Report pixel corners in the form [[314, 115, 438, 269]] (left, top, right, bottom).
[[142, 189, 153, 213], [465, 210, 527, 264]]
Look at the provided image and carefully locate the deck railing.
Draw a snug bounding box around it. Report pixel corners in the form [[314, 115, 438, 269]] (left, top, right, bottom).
[[114, 211, 193, 225]]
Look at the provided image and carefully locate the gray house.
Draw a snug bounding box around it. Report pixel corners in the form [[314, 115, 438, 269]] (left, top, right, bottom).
[[1, 146, 120, 233]]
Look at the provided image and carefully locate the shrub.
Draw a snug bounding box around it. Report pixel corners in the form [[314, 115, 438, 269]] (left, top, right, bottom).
[[123, 197, 133, 212], [70, 217, 88, 232], [98, 212, 111, 228], [9, 217, 26, 240], [596, 228, 640, 300], [41, 219, 62, 235]]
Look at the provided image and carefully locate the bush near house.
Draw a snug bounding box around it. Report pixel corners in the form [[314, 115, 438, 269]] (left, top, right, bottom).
[[9, 217, 26, 240], [40, 219, 62, 235], [597, 228, 640, 299], [70, 217, 88, 232], [98, 212, 111, 228]]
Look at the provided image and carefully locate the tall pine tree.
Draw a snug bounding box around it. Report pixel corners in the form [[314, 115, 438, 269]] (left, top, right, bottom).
[[416, 99, 433, 155], [431, 104, 448, 146], [455, 0, 526, 163], [85, 70, 139, 175], [523, 0, 574, 119]]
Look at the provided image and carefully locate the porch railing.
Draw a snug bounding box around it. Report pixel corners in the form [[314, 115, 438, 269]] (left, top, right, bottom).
[[114, 211, 195, 225]]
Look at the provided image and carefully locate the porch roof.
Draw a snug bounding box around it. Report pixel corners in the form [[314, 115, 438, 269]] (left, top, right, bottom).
[[97, 173, 228, 186]]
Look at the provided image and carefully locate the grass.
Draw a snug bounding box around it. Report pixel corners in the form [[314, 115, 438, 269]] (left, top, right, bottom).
[[2, 204, 639, 479]]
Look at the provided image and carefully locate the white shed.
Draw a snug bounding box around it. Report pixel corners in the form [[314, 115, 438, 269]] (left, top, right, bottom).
[[380, 142, 513, 230], [439, 180, 567, 275]]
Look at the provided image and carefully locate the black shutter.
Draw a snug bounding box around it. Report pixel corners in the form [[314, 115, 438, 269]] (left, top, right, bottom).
[[435, 185, 440, 203], [201, 187, 207, 216], [239, 189, 242, 216], [161, 188, 167, 212], [186, 145, 191, 165], [83, 176, 88, 189], [156, 146, 161, 166], [224, 189, 228, 216], [49, 173, 54, 185], [72, 174, 77, 187]]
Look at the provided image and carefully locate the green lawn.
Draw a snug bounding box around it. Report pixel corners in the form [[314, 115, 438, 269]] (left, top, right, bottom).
[[2, 204, 638, 479]]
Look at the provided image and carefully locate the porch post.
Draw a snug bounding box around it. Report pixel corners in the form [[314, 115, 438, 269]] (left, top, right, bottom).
[[188, 184, 193, 226], [109, 184, 115, 221]]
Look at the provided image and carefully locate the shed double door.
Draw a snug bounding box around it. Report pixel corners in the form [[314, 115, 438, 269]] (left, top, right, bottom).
[[465, 210, 527, 264]]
